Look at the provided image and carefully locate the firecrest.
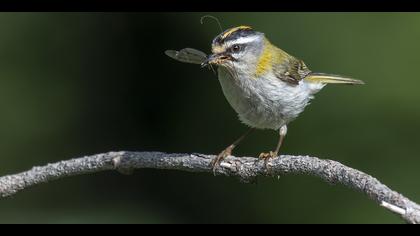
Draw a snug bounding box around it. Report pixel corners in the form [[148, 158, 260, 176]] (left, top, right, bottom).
[[166, 25, 364, 171]]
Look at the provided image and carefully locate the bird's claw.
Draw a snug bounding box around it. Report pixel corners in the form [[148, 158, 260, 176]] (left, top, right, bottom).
[[258, 151, 278, 171], [258, 151, 278, 159], [211, 146, 233, 175]]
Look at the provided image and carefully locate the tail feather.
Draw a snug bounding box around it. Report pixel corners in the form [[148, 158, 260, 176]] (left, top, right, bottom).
[[304, 73, 365, 85]]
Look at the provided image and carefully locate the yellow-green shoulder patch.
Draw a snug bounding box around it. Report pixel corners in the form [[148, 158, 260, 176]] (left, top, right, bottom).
[[255, 39, 273, 77]]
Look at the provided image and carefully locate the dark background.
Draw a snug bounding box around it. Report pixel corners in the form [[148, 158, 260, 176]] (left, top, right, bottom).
[[0, 12, 419, 223]]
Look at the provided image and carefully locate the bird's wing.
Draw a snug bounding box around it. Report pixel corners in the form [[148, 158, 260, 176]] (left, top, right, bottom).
[[272, 57, 311, 85], [165, 48, 207, 64]]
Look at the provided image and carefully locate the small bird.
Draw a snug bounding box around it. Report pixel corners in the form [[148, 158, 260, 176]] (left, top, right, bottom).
[[166, 25, 364, 171]]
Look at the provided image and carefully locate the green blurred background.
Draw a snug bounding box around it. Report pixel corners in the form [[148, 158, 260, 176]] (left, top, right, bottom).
[[0, 12, 418, 223]]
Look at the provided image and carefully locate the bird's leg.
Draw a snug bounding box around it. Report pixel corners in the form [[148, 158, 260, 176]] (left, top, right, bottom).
[[211, 128, 254, 173], [259, 125, 287, 167]]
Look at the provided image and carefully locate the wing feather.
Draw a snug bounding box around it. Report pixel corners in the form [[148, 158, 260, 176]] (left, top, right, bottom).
[[272, 57, 311, 85]]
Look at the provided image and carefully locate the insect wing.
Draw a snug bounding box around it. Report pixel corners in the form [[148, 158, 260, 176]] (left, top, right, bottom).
[[165, 48, 207, 64]]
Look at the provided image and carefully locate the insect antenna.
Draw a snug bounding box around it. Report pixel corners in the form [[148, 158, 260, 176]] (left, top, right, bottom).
[[228, 60, 240, 80], [209, 64, 216, 75], [200, 15, 223, 76], [200, 15, 223, 33]]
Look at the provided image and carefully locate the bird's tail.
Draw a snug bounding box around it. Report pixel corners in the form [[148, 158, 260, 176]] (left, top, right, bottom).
[[304, 73, 365, 85]]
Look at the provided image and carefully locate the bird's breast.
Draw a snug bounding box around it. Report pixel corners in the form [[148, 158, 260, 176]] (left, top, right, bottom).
[[217, 67, 318, 130]]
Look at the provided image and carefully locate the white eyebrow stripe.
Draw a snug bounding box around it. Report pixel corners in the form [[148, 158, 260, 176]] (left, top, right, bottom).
[[226, 35, 260, 46]]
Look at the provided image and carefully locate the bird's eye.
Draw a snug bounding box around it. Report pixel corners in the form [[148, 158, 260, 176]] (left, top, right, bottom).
[[231, 44, 241, 53]]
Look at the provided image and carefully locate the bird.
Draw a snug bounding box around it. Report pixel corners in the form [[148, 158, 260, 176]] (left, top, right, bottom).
[[165, 25, 364, 171]]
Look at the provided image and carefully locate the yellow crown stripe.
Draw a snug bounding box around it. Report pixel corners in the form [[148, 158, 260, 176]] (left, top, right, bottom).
[[221, 26, 252, 39]]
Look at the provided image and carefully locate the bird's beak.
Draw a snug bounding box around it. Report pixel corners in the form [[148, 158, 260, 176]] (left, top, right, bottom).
[[201, 54, 218, 68], [201, 53, 231, 68]]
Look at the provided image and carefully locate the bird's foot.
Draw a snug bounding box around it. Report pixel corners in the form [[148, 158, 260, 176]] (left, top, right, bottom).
[[211, 145, 234, 175], [258, 151, 278, 159], [258, 151, 278, 170]]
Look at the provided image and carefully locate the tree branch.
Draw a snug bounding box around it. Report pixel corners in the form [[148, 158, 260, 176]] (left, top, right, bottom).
[[0, 151, 419, 223]]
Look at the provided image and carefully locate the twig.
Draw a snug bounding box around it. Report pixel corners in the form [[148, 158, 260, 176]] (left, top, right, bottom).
[[0, 151, 419, 223]]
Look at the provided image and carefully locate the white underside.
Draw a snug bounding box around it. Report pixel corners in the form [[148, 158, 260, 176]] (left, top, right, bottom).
[[217, 67, 325, 130]]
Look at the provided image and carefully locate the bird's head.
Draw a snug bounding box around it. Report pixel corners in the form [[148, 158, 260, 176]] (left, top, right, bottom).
[[201, 26, 267, 73]]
